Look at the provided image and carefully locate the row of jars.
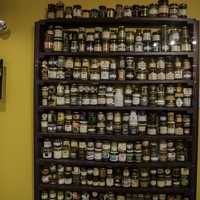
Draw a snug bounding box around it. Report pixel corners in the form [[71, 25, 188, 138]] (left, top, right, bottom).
[[41, 111, 191, 135], [44, 25, 192, 52], [42, 139, 189, 162], [41, 84, 192, 107], [41, 191, 190, 200], [42, 57, 192, 81], [41, 164, 190, 188], [47, 1, 188, 19]]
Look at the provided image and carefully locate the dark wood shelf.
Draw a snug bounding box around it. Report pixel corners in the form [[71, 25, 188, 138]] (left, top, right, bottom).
[[38, 17, 195, 28], [35, 16, 199, 200], [39, 159, 192, 168], [39, 51, 194, 58], [39, 105, 194, 113], [38, 80, 194, 85], [40, 184, 192, 194], [38, 133, 192, 141]]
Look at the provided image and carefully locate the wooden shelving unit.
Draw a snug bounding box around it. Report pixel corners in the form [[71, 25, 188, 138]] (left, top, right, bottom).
[[34, 17, 199, 200]]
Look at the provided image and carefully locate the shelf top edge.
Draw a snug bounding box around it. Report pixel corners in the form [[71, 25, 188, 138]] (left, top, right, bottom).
[[36, 17, 198, 24], [39, 52, 195, 57]]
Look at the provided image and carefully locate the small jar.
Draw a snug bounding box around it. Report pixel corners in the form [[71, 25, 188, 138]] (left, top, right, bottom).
[[73, 5, 82, 17], [148, 58, 157, 80], [106, 169, 114, 187], [53, 37, 63, 51], [99, 6, 107, 18], [44, 26, 54, 51], [124, 6, 132, 17], [107, 8, 115, 18], [115, 4, 123, 18], [53, 139, 62, 159], [110, 142, 119, 162], [126, 143, 134, 162], [152, 31, 161, 52], [65, 7, 73, 19], [158, 0, 169, 17], [157, 169, 166, 188], [118, 142, 127, 162], [169, 4, 179, 18], [136, 58, 147, 80], [56, 1, 65, 18], [131, 169, 139, 188], [47, 4, 56, 19], [122, 168, 131, 187], [140, 169, 149, 188], [149, 4, 159, 17], [178, 4, 187, 18], [114, 88, 124, 107], [169, 28, 180, 52]]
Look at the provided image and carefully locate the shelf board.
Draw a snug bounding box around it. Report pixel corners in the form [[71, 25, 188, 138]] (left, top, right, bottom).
[[38, 17, 196, 28], [38, 133, 192, 141], [39, 159, 192, 168], [39, 51, 194, 58], [40, 184, 192, 194], [38, 80, 194, 85], [39, 106, 194, 113]]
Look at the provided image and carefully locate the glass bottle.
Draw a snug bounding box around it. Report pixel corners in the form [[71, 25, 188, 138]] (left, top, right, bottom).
[[44, 26, 54, 51], [161, 25, 169, 52]]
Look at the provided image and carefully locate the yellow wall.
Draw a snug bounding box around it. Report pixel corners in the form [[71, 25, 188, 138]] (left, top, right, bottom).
[[0, 0, 199, 199]]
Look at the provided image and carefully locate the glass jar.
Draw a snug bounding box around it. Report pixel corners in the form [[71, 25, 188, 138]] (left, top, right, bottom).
[[181, 26, 192, 52], [56, 1, 65, 18], [131, 169, 139, 188], [161, 25, 169, 52], [183, 58, 192, 80], [90, 59, 100, 81], [141, 6, 149, 17], [122, 168, 131, 187], [152, 31, 161, 52], [124, 6, 132, 17], [140, 169, 149, 188], [150, 142, 159, 162], [159, 113, 167, 135], [166, 60, 174, 80], [149, 4, 159, 17], [107, 8, 115, 18], [169, 4, 178, 18], [73, 5, 82, 17], [118, 142, 127, 162], [140, 86, 148, 106], [99, 6, 107, 18], [47, 4, 56, 19], [157, 57, 166, 80], [136, 58, 147, 80], [53, 37, 63, 51], [174, 57, 183, 79], [115, 4, 123, 18], [118, 57, 125, 80], [178, 4, 187, 18], [149, 85, 157, 106], [148, 58, 157, 80], [65, 7, 73, 19], [109, 59, 117, 80], [110, 39, 117, 52], [158, 0, 169, 17], [44, 26, 54, 51], [169, 28, 180, 52], [142, 141, 150, 162]]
